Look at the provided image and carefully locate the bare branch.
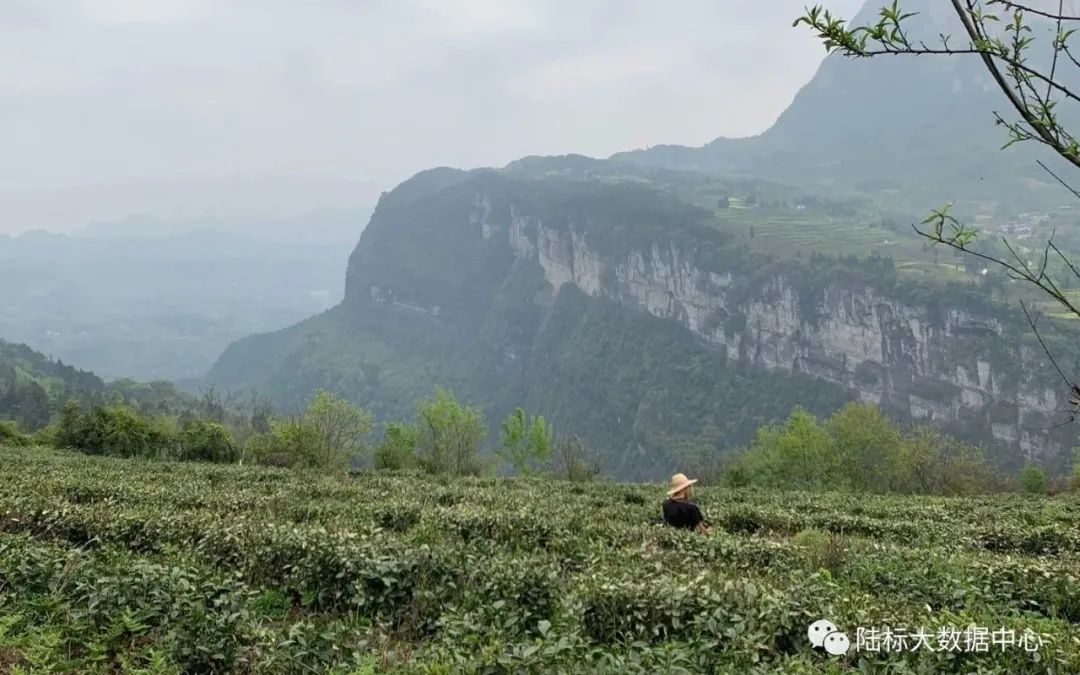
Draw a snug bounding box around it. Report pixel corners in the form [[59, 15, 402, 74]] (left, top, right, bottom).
[[1046, 1, 1065, 103], [1020, 300, 1074, 390], [989, 0, 1080, 22], [1036, 158, 1080, 199], [912, 221, 1080, 317]]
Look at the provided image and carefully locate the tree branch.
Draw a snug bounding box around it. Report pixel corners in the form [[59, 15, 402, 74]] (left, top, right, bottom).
[[989, 0, 1080, 22]]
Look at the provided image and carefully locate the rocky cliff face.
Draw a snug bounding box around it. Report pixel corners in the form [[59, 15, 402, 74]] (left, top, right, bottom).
[[214, 167, 1073, 478], [470, 194, 1065, 463]]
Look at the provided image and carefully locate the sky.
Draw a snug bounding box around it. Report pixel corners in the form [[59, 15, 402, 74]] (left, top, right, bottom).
[[0, 0, 864, 234]]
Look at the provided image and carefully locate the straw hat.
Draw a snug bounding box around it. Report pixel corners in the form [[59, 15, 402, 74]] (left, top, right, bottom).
[[666, 473, 698, 497]]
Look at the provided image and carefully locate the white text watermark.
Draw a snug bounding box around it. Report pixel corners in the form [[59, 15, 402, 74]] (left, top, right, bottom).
[[809, 619, 1050, 656]]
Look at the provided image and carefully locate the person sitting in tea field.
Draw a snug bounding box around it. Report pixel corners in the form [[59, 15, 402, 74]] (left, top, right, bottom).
[[662, 473, 711, 533]]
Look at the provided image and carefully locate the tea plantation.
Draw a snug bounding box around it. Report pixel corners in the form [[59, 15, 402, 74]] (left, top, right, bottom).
[[1, 446, 1079, 674]]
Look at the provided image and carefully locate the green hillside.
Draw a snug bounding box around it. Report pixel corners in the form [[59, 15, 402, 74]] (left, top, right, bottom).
[[0, 339, 193, 430], [1, 446, 1077, 673]]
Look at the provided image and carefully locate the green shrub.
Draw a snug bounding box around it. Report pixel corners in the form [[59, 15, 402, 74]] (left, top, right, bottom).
[[374, 422, 419, 470], [0, 420, 31, 446], [1021, 464, 1047, 495], [243, 430, 298, 468], [176, 420, 238, 463], [31, 423, 58, 447], [56, 403, 173, 458], [791, 528, 847, 574], [4, 447, 1080, 672], [725, 404, 1005, 495], [243, 391, 372, 471], [414, 388, 485, 476], [580, 581, 696, 644], [497, 407, 552, 476]]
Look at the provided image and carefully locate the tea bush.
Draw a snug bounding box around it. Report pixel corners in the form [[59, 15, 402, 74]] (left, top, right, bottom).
[[1, 445, 1078, 673]]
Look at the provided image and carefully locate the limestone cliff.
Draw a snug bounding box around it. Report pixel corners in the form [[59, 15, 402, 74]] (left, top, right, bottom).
[[212, 167, 1073, 478], [488, 200, 1063, 462]]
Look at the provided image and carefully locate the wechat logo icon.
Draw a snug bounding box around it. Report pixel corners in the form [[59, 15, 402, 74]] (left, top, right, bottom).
[[808, 619, 851, 656]]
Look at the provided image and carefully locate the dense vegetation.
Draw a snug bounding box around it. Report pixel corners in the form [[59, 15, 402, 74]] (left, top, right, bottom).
[[1, 445, 1078, 673], [6, 350, 1066, 502], [722, 403, 1024, 495], [0, 340, 192, 433]]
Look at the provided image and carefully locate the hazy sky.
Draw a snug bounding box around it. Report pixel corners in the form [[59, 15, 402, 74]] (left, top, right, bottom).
[[1, 0, 863, 233]]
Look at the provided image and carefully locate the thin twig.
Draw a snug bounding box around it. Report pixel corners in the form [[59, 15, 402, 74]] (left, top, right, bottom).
[[990, 0, 1080, 22], [1020, 300, 1074, 389], [1046, 1, 1065, 103], [1036, 159, 1080, 199]]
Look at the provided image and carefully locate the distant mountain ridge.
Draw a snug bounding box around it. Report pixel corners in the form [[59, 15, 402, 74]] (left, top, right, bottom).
[[613, 0, 1074, 216], [77, 207, 371, 246], [0, 229, 347, 381]]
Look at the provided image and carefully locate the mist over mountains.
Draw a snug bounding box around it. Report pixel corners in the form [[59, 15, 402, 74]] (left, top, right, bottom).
[[615, 0, 1078, 216], [0, 228, 348, 381], [7, 0, 1080, 478]]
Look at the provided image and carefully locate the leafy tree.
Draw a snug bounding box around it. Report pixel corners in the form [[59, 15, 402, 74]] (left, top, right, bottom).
[[374, 422, 420, 471], [305, 390, 373, 470], [177, 420, 238, 463], [244, 391, 372, 471], [497, 407, 552, 475], [899, 425, 1001, 496], [726, 404, 1004, 494], [56, 400, 82, 448], [827, 402, 903, 492], [731, 408, 840, 490], [414, 387, 486, 476], [56, 403, 173, 458], [798, 1, 1080, 421]]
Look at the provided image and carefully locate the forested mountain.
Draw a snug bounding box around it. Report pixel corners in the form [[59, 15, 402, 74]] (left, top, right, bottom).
[[0, 339, 191, 430], [210, 158, 1076, 479]]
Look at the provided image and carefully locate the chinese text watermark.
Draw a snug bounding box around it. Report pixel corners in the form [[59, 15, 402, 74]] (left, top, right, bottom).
[[809, 619, 1050, 656]]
